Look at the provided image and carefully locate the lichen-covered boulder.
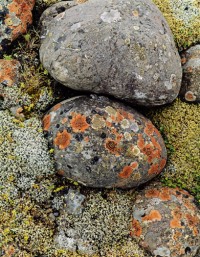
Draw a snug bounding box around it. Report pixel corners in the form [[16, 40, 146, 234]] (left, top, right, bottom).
[[40, 0, 182, 106], [0, 0, 35, 55], [180, 45, 200, 102], [43, 95, 167, 188], [153, 0, 200, 49], [131, 183, 200, 257]]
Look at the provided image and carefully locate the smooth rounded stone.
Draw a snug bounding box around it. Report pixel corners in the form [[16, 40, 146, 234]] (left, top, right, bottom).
[[180, 45, 200, 103], [43, 95, 167, 188], [0, 0, 35, 56], [131, 183, 200, 257], [40, 0, 182, 107]]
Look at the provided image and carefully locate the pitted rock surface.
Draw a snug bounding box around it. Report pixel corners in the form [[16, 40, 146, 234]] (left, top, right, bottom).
[[131, 183, 200, 257], [0, 0, 35, 55], [180, 45, 200, 103], [40, 0, 182, 106], [43, 95, 167, 188]]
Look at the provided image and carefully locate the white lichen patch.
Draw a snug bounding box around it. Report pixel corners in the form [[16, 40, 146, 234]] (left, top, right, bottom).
[[100, 9, 121, 23]]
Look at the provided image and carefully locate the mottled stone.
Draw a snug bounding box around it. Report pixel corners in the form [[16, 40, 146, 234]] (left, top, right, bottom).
[[0, 0, 35, 55], [40, 0, 182, 106], [131, 183, 200, 257], [180, 45, 200, 103], [43, 95, 167, 188]]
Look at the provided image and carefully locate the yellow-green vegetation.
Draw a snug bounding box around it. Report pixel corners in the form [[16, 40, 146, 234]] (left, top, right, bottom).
[[147, 99, 200, 202], [153, 0, 200, 49], [36, 0, 61, 7]]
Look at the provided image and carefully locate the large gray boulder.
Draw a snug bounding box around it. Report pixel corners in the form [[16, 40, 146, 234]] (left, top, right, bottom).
[[40, 0, 182, 106]]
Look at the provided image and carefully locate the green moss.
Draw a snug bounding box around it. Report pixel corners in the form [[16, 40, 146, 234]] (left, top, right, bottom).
[[147, 99, 200, 202], [153, 0, 200, 49]]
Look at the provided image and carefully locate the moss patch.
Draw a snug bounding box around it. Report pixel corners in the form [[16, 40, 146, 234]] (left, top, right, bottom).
[[147, 99, 200, 202], [153, 0, 200, 49]]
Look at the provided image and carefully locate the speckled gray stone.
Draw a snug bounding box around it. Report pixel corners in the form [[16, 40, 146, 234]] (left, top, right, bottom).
[[180, 45, 200, 102], [131, 183, 200, 257], [40, 0, 182, 106], [43, 95, 167, 188]]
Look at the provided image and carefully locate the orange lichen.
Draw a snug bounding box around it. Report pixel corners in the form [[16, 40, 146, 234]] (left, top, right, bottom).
[[43, 114, 51, 131], [118, 166, 133, 178], [70, 113, 89, 133], [61, 117, 68, 124], [150, 136, 162, 152], [185, 214, 199, 235], [137, 134, 145, 149], [105, 138, 121, 156], [53, 103, 61, 111], [170, 208, 183, 229], [54, 129, 71, 150], [84, 136, 89, 142], [142, 210, 162, 222], [0, 60, 19, 86], [159, 158, 166, 170], [148, 163, 159, 175], [159, 187, 171, 201], [131, 219, 142, 237], [170, 219, 183, 229], [144, 121, 155, 136], [145, 189, 160, 198], [116, 112, 124, 122], [173, 231, 182, 240]]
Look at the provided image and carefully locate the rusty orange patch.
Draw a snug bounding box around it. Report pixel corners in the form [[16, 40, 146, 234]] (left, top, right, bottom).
[[148, 163, 159, 175], [145, 188, 160, 198], [142, 210, 162, 222], [70, 113, 89, 133], [131, 219, 142, 237], [118, 166, 133, 178], [137, 134, 145, 149], [54, 129, 71, 150], [144, 121, 154, 136], [53, 103, 61, 111], [159, 187, 171, 201], [170, 219, 183, 229], [61, 117, 68, 124], [43, 114, 51, 131], [105, 138, 121, 156]]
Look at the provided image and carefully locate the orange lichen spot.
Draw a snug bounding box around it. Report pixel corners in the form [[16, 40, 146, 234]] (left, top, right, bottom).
[[53, 103, 61, 111], [105, 138, 121, 156], [185, 214, 199, 234], [131, 219, 142, 237], [118, 166, 133, 178], [159, 158, 166, 171], [173, 231, 182, 240], [61, 117, 68, 124], [137, 134, 145, 149], [116, 112, 124, 122], [172, 208, 182, 220], [0, 59, 19, 86], [70, 113, 89, 133], [54, 129, 71, 150], [148, 163, 159, 175], [183, 200, 195, 211], [150, 136, 162, 152], [84, 136, 89, 142], [144, 121, 154, 136], [170, 219, 183, 229], [57, 170, 65, 176], [43, 114, 51, 131], [142, 210, 162, 222], [106, 121, 112, 127], [131, 162, 138, 169], [145, 189, 160, 198], [159, 187, 171, 201]]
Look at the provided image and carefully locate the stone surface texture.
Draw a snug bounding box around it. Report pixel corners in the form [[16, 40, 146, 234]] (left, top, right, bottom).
[[40, 0, 182, 106], [131, 183, 200, 257], [0, 0, 35, 55], [180, 45, 200, 102], [43, 95, 167, 188]]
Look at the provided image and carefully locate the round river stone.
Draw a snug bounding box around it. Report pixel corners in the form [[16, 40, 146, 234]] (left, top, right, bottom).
[[43, 95, 167, 188], [131, 183, 200, 257], [40, 0, 182, 106]]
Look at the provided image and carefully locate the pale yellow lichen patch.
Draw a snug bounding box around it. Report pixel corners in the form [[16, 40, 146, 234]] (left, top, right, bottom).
[[91, 114, 106, 129], [121, 119, 130, 129], [124, 132, 132, 141], [105, 106, 117, 116]]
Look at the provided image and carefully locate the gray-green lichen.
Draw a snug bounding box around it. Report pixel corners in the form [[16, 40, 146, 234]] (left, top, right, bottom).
[[153, 0, 200, 49]]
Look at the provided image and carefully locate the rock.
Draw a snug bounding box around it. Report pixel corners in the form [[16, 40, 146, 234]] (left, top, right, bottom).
[[0, 0, 35, 55], [131, 183, 200, 257], [180, 45, 200, 103], [153, 0, 200, 50], [54, 188, 148, 256], [40, 0, 182, 106], [43, 95, 167, 188]]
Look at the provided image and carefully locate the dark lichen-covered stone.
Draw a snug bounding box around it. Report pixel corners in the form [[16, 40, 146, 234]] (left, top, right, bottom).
[[43, 95, 167, 188], [180, 45, 200, 103], [40, 0, 182, 106], [0, 0, 35, 55], [131, 183, 200, 257]]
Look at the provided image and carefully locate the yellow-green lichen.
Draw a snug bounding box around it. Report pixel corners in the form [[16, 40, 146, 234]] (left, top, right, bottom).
[[147, 99, 200, 202], [153, 0, 200, 49]]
